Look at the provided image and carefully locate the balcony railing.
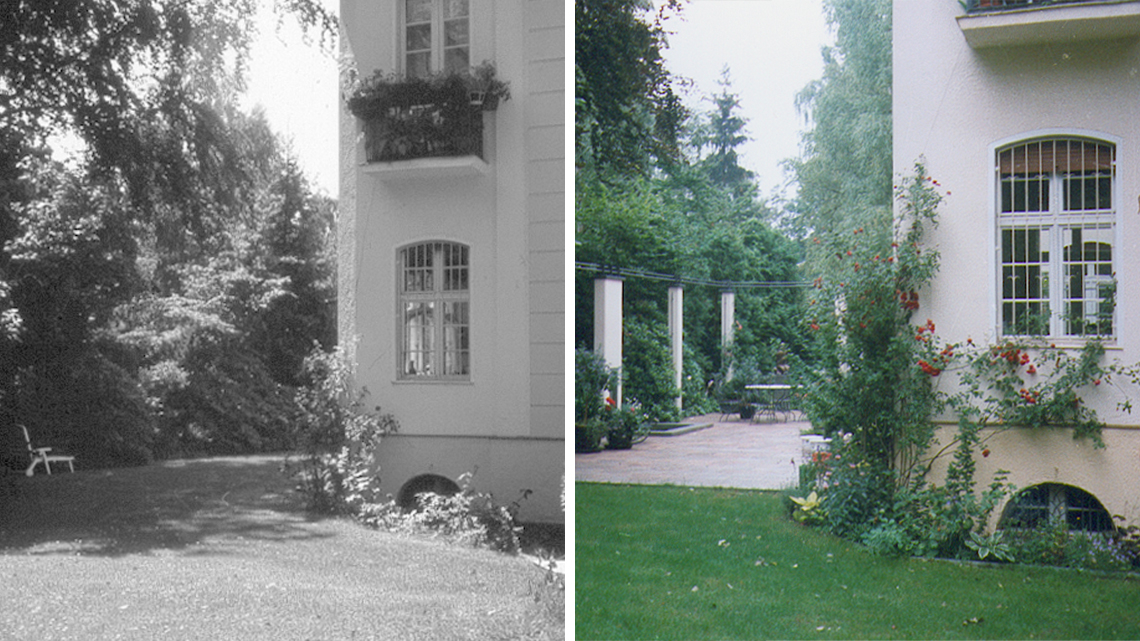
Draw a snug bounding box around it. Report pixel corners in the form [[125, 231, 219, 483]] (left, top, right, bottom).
[[361, 103, 484, 163], [346, 65, 509, 165], [968, 0, 1119, 11], [959, 0, 1140, 47]]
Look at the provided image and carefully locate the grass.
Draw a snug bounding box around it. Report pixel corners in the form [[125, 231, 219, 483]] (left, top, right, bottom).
[[576, 482, 1140, 640], [0, 456, 563, 640]]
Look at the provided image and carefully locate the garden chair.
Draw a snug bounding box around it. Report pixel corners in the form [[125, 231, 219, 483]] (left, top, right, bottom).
[[18, 424, 75, 476], [718, 399, 744, 422]]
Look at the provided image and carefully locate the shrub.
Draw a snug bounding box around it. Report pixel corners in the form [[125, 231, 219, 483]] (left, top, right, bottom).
[[290, 345, 399, 514], [379, 473, 524, 554], [9, 346, 153, 468], [622, 316, 680, 422], [158, 331, 297, 456], [575, 346, 614, 424]]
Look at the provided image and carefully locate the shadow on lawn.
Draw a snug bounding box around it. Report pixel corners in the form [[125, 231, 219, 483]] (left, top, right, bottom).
[[0, 454, 336, 557]]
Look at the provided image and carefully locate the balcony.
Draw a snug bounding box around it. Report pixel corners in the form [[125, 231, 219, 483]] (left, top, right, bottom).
[[959, 0, 1140, 48], [345, 64, 509, 173], [360, 103, 485, 163]]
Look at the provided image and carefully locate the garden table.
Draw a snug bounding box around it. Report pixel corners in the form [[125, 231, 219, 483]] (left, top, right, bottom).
[[744, 384, 795, 422]]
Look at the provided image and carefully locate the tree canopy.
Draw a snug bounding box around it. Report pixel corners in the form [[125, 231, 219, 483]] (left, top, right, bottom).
[[575, 1, 806, 421], [0, 0, 338, 467]]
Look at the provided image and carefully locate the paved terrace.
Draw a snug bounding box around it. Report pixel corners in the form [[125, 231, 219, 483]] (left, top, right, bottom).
[[575, 412, 810, 490]]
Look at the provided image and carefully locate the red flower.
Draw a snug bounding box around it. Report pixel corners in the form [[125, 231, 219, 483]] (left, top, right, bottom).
[[918, 360, 941, 376], [1027, 364, 1037, 375], [982, 448, 990, 458]]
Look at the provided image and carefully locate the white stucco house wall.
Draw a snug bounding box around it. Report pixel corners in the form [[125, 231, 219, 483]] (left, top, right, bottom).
[[337, 0, 565, 523], [894, 0, 1140, 530]]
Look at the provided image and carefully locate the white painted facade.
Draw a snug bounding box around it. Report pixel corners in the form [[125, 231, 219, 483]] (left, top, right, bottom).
[[894, 0, 1140, 526], [338, 0, 565, 523]]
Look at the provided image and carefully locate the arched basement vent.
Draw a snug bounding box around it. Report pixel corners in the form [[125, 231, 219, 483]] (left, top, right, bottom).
[[396, 473, 461, 510], [999, 482, 1114, 532]]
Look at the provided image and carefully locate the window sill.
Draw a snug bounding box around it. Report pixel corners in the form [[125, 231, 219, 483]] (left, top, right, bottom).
[[999, 337, 1119, 350], [958, 0, 1140, 48], [361, 155, 489, 180], [392, 377, 475, 386]]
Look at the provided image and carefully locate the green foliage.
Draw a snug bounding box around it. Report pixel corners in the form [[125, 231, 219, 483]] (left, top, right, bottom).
[[575, 0, 685, 177], [345, 62, 510, 117], [0, 93, 337, 467], [290, 346, 400, 515], [1005, 524, 1135, 571], [802, 164, 942, 476], [799, 165, 1121, 563], [622, 316, 680, 422], [378, 473, 525, 555], [574, 347, 615, 423], [8, 347, 154, 469], [576, 29, 806, 417], [964, 530, 1015, 562], [789, 0, 893, 239], [577, 483, 1140, 640], [605, 404, 648, 450], [159, 331, 297, 456]]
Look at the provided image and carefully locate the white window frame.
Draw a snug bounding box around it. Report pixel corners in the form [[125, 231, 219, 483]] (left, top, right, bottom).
[[397, 241, 471, 381], [402, 0, 471, 78], [992, 133, 1120, 341]]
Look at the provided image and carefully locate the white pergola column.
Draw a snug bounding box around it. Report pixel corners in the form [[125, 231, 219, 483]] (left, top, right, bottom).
[[668, 284, 684, 410], [721, 289, 736, 380], [594, 275, 624, 406]]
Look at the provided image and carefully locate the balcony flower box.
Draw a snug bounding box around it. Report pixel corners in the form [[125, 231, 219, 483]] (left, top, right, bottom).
[[345, 63, 510, 163]]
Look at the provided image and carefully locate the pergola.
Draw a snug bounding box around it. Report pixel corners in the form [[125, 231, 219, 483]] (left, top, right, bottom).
[[577, 262, 807, 408]]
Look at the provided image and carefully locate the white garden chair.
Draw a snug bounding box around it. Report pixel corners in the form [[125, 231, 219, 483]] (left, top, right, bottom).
[[19, 424, 75, 476]]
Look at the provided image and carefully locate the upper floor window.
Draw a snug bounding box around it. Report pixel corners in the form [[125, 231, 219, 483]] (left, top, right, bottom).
[[405, 0, 470, 78], [997, 137, 1116, 339], [399, 241, 470, 380]]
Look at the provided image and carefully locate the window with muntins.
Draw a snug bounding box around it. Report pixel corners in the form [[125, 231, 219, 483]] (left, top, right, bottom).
[[999, 483, 1114, 533], [997, 138, 1116, 339], [405, 0, 470, 78], [399, 241, 470, 380]]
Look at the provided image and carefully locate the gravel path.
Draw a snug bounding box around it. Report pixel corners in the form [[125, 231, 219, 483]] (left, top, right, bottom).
[[0, 455, 558, 640]]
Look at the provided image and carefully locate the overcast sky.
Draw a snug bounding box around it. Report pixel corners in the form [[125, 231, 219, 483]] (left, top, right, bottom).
[[659, 0, 833, 200], [245, 1, 340, 195]]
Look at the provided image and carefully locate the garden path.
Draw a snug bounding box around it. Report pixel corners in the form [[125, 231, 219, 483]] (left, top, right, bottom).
[[575, 412, 808, 490]]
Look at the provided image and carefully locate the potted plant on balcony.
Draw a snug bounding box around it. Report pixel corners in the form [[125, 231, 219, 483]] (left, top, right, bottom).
[[464, 61, 509, 110], [344, 62, 510, 163]]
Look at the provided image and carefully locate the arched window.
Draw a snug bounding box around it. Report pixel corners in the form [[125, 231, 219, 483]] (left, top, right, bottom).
[[996, 138, 1116, 339], [999, 483, 1114, 533], [399, 241, 470, 380]]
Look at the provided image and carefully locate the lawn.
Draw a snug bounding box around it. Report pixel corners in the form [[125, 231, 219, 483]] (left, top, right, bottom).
[[0, 456, 562, 640], [576, 482, 1140, 640]]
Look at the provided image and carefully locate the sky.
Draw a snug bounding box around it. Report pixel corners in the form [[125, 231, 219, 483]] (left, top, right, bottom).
[[658, 0, 833, 200], [244, 1, 341, 195]]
